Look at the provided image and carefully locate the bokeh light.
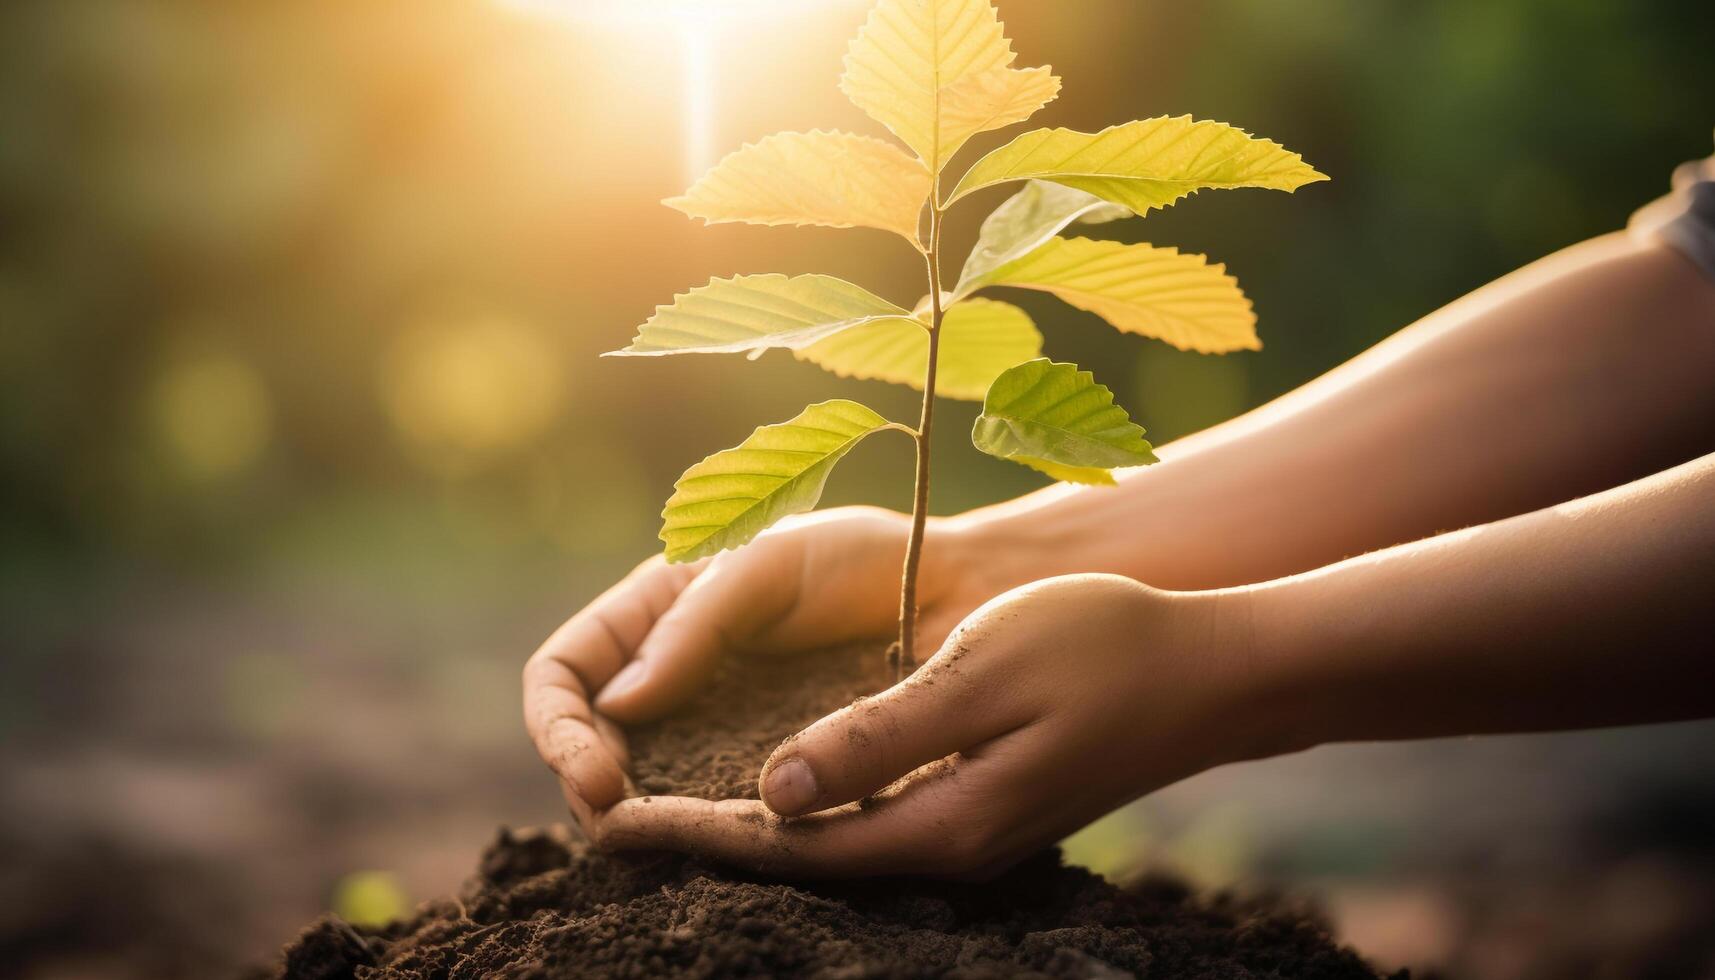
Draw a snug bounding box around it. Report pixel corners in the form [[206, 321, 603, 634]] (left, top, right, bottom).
[[330, 871, 409, 929], [379, 315, 566, 476], [145, 347, 274, 482]]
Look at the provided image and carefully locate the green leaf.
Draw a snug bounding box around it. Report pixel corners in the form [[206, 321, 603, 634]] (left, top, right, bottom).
[[796, 297, 1041, 400], [660, 399, 900, 562], [972, 358, 1156, 484], [609, 274, 917, 357], [664, 130, 930, 245], [946, 116, 1328, 214], [953, 180, 1130, 298], [840, 0, 1059, 175], [970, 236, 1259, 353]]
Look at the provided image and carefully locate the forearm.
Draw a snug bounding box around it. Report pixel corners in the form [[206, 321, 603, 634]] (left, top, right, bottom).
[[952, 233, 1715, 590], [1252, 450, 1715, 746]]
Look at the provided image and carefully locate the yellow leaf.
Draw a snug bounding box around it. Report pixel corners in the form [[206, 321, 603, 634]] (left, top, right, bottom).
[[947, 116, 1328, 214], [1011, 456, 1117, 485], [665, 131, 930, 244], [840, 0, 1059, 175], [938, 65, 1062, 163], [974, 237, 1260, 353], [609, 274, 917, 357], [796, 297, 1040, 400]]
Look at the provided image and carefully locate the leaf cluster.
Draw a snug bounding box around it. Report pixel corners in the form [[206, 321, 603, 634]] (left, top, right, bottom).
[[610, 0, 1325, 562]]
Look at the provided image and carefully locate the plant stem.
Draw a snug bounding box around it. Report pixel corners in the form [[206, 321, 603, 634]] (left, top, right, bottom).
[[895, 200, 945, 684]]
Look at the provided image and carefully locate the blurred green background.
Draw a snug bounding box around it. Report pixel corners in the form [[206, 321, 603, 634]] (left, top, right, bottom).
[[2, 1, 1712, 977]]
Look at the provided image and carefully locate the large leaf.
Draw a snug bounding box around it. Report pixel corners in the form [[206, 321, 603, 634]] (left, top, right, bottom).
[[609, 274, 917, 357], [971, 236, 1259, 353], [796, 297, 1040, 400], [953, 179, 1129, 297], [947, 116, 1328, 214], [972, 358, 1156, 485], [660, 400, 900, 562], [664, 130, 930, 244], [840, 0, 1059, 175]]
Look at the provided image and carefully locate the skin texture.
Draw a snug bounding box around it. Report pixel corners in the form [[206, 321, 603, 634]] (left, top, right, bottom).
[[523, 230, 1715, 877]]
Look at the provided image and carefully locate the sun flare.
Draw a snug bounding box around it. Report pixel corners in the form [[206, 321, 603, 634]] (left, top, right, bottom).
[[496, 0, 864, 182]]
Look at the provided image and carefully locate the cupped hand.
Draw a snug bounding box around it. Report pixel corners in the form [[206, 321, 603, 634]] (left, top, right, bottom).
[[522, 506, 1027, 834], [587, 573, 1299, 878]]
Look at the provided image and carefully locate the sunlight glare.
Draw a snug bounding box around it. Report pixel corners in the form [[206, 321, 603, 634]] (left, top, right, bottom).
[[495, 0, 853, 29], [495, 0, 864, 184], [680, 17, 716, 186]]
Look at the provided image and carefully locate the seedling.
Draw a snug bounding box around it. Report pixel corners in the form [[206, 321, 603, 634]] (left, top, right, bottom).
[[611, 0, 1325, 681]]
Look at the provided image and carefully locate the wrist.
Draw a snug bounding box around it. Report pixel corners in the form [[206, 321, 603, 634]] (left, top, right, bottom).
[[1128, 575, 1365, 774], [939, 482, 1131, 587], [1223, 574, 1363, 757], [933, 501, 1089, 599], [940, 458, 1241, 592]]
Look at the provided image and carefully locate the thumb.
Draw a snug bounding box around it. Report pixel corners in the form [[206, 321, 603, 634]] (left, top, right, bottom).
[[594, 542, 799, 723], [758, 638, 1031, 817]]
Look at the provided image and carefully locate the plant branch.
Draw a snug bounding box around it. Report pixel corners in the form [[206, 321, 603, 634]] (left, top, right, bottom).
[[895, 192, 945, 684]]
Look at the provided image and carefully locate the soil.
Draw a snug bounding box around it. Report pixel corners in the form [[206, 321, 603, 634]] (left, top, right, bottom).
[[265, 644, 1398, 979], [626, 643, 891, 801]]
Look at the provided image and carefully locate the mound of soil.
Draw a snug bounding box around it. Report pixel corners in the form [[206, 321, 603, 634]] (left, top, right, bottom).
[[266, 645, 1397, 979], [273, 828, 1392, 979]]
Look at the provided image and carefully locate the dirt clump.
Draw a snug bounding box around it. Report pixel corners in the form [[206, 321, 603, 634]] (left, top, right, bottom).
[[271, 826, 1394, 979]]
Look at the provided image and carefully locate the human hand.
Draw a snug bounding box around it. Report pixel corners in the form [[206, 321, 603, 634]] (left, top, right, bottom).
[[522, 505, 1035, 834], [588, 573, 1300, 878]]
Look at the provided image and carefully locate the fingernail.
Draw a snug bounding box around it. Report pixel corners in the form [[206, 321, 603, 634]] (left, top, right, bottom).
[[596, 661, 648, 710], [761, 757, 819, 816]]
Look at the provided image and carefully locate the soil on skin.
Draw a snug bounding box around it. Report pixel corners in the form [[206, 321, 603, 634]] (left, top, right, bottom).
[[267, 644, 1397, 979]]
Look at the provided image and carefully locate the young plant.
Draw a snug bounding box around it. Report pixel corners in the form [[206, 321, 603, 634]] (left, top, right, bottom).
[[610, 0, 1325, 681]]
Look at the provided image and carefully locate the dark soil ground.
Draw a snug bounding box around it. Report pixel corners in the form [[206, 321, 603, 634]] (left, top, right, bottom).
[[266, 645, 1396, 979], [274, 827, 1395, 979]]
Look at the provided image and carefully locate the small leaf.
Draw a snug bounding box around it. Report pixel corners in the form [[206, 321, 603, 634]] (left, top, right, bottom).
[[660, 400, 899, 562], [972, 358, 1156, 483], [796, 297, 1041, 400], [936, 65, 1062, 165], [665, 131, 931, 244], [971, 237, 1259, 353], [947, 116, 1328, 214], [610, 274, 916, 357], [953, 180, 1131, 297], [840, 0, 1058, 175]]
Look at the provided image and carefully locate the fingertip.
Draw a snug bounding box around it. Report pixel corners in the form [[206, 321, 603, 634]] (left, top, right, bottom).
[[591, 660, 651, 720], [550, 718, 629, 810], [760, 755, 821, 817], [569, 750, 628, 811], [595, 624, 722, 723]]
